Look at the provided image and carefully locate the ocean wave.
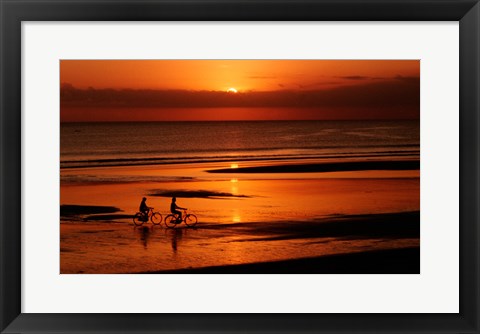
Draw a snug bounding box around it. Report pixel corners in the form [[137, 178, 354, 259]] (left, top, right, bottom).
[[60, 175, 195, 185], [61, 150, 419, 169]]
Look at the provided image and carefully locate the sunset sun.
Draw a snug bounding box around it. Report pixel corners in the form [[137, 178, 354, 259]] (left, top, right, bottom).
[[227, 87, 238, 93]]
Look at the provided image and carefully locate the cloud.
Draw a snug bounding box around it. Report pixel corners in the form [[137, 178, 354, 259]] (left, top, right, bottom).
[[297, 81, 342, 89], [394, 75, 420, 83], [337, 75, 391, 81], [338, 75, 371, 80], [61, 77, 419, 111]]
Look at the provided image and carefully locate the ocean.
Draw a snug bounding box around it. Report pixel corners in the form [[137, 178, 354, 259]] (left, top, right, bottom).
[[61, 120, 419, 169]]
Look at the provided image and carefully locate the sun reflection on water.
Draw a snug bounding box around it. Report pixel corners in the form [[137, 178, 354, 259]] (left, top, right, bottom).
[[230, 178, 239, 195], [231, 208, 242, 222]]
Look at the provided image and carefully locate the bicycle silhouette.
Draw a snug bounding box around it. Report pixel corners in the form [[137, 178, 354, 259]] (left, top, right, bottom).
[[133, 207, 162, 226], [164, 209, 197, 228]]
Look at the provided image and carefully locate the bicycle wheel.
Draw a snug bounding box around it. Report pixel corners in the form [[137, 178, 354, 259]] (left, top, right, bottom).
[[133, 212, 144, 226], [164, 215, 178, 229], [185, 214, 198, 227], [150, 212, 162, 225]]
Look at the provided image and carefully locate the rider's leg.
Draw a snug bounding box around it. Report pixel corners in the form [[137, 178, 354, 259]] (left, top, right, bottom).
[[174, 210, 182, 221]]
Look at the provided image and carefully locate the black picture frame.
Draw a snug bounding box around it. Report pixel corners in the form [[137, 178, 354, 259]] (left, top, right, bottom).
[[1, 0, 478, 333]]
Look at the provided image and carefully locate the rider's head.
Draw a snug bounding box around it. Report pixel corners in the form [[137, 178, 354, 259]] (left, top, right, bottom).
[[142, 197, 146, 201], [172, 197, 176, 202]]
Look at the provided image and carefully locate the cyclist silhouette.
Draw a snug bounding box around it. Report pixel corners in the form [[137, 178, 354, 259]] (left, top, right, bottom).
[[170, 197, 186, 221], [139, 197, 151, 219]]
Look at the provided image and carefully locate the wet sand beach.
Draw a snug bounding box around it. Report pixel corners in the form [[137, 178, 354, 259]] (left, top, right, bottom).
[[145, 247, 420, 274], [60, 162, 420, 274]]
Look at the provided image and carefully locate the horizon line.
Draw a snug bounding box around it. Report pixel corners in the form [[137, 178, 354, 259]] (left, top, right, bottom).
[[61, 118, 420, 124]]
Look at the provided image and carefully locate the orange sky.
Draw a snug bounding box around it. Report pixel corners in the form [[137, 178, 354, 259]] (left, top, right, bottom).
[[60, 60, 420, 121]]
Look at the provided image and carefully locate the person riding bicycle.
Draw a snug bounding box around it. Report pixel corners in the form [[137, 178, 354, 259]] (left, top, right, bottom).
[[139, 197, 151, 220], [170, 197, 186, 222]]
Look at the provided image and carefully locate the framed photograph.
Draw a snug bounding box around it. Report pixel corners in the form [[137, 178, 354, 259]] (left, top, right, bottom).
[[1, 0, 479, 333]]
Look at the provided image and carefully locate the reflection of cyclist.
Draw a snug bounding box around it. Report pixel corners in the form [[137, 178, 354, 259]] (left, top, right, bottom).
[[139, 197, 151, 219], [170, 197, 186, 221]]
